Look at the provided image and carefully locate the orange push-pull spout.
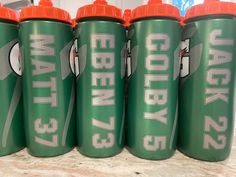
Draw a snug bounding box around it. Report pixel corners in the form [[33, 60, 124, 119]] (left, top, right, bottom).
[[39, 0, 53, 6]]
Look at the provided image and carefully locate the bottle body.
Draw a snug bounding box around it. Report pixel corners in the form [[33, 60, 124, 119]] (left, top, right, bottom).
[[75, 20, 126, 157], [0, 21, 25, 156], [178, 17, 236, 161], [20, 20, 76, 157], [127, 19, 181, 160]]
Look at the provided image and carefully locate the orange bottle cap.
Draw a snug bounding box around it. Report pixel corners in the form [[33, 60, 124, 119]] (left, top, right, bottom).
[[185, 0, 236, 21], [72, 18, 76, 28], [180, 16, 185, 26], [123, 9, 131, 27], [76, 0, 123, 22], [20, 0, 71, 24], [131, 0, 180, 21], [0, 3, 18, 22]]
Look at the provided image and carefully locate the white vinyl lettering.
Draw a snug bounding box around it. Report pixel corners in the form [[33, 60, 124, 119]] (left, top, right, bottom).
[[143, 33, 170, 151], [90, 34, 116, 149]]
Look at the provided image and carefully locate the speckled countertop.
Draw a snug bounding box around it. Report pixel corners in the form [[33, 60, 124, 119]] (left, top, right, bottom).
[[0, 135, 235, 177]]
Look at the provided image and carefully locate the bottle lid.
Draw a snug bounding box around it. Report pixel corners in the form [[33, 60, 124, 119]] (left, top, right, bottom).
[[131, 0, 180, 21], [20, 0, 71, 24], [76, 0, 123, 22], [185, 0, 236, 21], [0, 3, 18, 22], [180, 16, 184, 26], [123, 9, 131, 27], [72, 18, 76, 28]]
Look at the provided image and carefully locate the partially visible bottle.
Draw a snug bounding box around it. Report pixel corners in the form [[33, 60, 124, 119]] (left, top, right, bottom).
[[0, 3, 25, 157]]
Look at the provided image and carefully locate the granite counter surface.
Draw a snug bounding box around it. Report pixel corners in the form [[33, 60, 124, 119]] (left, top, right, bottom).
[[0, 136, 235, 177]]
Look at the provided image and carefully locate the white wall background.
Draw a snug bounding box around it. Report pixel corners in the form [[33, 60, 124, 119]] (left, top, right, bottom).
[[33, 0, 178, 18], [32, 0, 236, 18], [56, 0, 176, 18], [56, 0, 147, 18]]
